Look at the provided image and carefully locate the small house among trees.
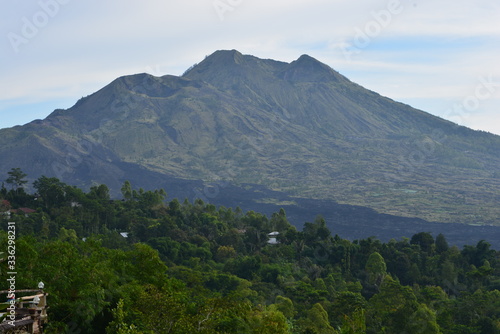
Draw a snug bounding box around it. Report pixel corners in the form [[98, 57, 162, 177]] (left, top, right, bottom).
[[268, 231, 280, 244]]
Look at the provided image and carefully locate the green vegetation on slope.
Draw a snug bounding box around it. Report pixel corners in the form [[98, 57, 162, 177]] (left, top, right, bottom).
[[2, 173, 500, 333]]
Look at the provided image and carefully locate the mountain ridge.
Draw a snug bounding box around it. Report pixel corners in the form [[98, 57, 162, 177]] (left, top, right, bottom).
[[1, 49, 499, 229]]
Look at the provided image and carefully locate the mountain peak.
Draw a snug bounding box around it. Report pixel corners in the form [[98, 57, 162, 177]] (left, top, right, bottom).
[[206, 49, 245, 63], [281, 54, 346, 83], [181, 49, 250, 81], [195, 49, 247, 69], [183, 49, 346, 86], [296, 54, 317, 62]]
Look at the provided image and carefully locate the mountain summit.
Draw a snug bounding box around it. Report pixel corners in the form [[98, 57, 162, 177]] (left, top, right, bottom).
[[184, 50, 345, 84], [1, 50, 499, 227]]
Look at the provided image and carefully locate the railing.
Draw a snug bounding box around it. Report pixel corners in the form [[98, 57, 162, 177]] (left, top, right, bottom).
[[0, 288, 48, 334]]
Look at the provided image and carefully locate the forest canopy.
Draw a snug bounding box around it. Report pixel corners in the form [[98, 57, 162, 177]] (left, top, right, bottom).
[[1, 170, 500, 333]]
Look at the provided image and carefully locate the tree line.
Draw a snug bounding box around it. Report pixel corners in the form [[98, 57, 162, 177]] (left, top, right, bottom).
[[1, 168, 500, 333]]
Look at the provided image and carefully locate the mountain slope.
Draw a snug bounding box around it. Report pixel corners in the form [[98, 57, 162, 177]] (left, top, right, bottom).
[[1, 49, 499, 226]]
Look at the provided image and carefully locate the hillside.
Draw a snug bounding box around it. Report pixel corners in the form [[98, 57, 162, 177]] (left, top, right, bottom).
[[0, 49, 499, 227]]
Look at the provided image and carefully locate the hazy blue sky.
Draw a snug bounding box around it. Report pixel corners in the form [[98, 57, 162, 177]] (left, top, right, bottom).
[[1, 0, 499, 134]]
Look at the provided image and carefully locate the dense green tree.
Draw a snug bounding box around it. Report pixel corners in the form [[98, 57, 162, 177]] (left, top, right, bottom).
[[121, 180, 133, 200], [6, 167, 28, 191], [298, 303, 336, 334], [365, 252, 387, 286], [435, 233, 449, 253], [106, 299, 141, 334], [270, 208, 290, 232], [128, 243, 168, 284], [303, 215, 331, 243], [148, 237, 181, 263], [33, 176, 67, 208], [405, 303, 440, 334], [89, 184, 111, 201], [328, 290, 367, 331], [225, 255, 262, 280], [273, 295, 296, 319], [339, 308, 366, 334], [367, 275, 419, 333], [248, 306, 290, 334], [410, 232, 435, 254]]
